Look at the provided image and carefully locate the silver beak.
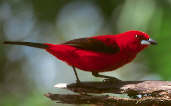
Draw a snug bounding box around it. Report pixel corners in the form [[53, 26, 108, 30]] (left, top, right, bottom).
[[141, 38, 157, 45]]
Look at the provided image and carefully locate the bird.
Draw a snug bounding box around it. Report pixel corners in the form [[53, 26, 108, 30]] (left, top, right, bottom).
[[4, 30, 157, 83]]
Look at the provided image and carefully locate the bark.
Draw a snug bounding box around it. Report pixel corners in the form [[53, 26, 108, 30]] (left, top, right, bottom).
[[45, 80, 171, 106]]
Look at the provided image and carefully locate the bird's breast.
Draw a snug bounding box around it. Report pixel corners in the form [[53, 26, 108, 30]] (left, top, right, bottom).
[[69, 50, 137, 72], [46, 45, 137, 72]]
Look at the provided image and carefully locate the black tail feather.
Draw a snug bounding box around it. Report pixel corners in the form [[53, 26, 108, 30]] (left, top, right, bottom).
[[4, 41, 49, 49]]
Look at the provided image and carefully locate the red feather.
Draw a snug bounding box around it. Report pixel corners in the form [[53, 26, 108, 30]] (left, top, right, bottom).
[[45, 30, 152, 72], [4, 30, 155, 73]]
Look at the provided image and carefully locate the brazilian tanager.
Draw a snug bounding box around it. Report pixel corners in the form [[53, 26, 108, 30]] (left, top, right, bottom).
[[4, 30, 157, 83]]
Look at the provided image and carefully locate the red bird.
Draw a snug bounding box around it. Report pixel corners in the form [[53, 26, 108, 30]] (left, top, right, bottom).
[[4, 30, 157, 83]]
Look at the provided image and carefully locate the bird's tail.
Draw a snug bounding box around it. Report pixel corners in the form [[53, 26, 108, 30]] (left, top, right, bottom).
[[3, 41, 49, 49]]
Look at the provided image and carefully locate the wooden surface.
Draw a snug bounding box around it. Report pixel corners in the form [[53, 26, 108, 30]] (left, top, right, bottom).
[[45, 80, 171, 106]]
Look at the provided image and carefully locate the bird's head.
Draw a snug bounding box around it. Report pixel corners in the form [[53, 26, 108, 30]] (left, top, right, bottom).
[[117, 30, 157, 53]]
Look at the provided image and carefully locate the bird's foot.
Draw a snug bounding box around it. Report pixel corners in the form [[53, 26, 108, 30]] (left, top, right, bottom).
[[103, 78, 122, 83], [76, 80, 81, 85]]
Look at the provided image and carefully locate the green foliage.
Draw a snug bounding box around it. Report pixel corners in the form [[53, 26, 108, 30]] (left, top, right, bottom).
[[0, 91, 53, 106]]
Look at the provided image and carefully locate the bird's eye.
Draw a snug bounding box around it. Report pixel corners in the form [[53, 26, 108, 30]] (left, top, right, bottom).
[[135, 35, 141, 38], [135, 35, 145, 39], [135, 34, 149, 41]]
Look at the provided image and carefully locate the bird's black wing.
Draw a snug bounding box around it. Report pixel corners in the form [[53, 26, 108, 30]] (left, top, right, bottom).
[[63, 38, 120, 54]]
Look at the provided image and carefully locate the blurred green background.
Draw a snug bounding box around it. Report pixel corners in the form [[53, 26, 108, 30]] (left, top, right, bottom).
[[0, 0, 171, 106]]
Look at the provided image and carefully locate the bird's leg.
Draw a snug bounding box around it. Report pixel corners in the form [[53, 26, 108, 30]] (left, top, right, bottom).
[[92, 72, 122, 82], [72, 66, 81, 83]]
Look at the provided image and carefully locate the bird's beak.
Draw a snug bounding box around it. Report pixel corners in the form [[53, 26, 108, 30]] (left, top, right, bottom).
[[141, 38, 157, 45]]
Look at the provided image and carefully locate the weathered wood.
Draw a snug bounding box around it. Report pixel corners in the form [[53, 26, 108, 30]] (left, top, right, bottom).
[[45, 80, 171, 105], [45, 93, 171, 106], [54, 81, 171, 97]]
